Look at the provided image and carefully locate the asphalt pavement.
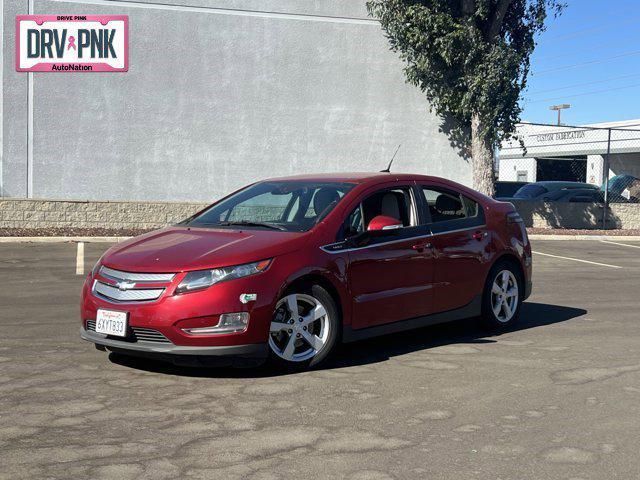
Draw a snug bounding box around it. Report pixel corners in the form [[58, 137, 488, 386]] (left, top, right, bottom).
[[1, 239, 639, 479]]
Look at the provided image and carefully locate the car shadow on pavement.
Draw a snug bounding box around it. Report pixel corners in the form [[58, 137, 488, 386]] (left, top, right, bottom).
[[108, 302, 586, 378], [329, 302, 586, 370]]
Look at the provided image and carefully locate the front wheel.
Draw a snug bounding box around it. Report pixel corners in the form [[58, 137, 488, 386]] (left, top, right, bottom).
[[268, 285, 340, 369], [481, 261, 523, 329]]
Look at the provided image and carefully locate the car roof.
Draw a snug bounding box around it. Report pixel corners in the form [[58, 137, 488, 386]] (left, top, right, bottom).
[[262, 172, 459, 185], [533, 181, 596, 187], [258, 172, 494, 204]]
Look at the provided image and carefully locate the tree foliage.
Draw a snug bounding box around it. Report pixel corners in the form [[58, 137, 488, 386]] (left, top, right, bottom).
[[366, 0, 564, 148]]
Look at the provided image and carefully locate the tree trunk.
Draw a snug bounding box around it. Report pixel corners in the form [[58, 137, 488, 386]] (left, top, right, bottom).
[[470, 113, 496, 197]]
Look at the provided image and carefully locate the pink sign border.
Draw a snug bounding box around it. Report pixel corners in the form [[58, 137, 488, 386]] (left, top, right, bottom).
[[15, 14, 129, 72]]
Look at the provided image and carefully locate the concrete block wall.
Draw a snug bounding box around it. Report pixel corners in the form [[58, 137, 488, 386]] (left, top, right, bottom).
[[0, 199, 207, 230], [3, 198, 640, 231], [510, 200, 640, 230], [609, 203, 640, 229]]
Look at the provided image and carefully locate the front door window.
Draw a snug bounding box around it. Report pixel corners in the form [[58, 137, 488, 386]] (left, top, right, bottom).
[[341, 186, 418, 242]]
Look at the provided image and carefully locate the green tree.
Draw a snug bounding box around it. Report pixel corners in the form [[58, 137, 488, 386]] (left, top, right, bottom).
[[367, 0, 564, 196]]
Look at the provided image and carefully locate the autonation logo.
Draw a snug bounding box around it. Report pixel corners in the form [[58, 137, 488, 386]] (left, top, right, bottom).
[[16, 15, 128, 72]]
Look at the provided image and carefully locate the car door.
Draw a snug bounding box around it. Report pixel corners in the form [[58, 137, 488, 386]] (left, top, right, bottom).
[[418, 183, 491, 314], [341, 184, 435, 329]]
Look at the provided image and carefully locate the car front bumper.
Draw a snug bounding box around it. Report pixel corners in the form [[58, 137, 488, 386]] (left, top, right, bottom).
[[80, 263, 285, 347], [80, 327, 269, 365]]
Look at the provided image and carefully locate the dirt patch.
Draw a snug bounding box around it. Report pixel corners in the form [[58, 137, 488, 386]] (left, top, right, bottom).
[[0, 227, 153, 237], [527, 228, 640, 236]]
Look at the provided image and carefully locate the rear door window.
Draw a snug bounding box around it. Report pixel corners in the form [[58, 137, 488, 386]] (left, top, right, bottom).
[[420, 186, 485, 234]]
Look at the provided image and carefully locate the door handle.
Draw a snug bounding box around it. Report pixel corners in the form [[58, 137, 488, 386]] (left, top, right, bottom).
[[472, 231, 487, 241], [412, 242, 432, 252]]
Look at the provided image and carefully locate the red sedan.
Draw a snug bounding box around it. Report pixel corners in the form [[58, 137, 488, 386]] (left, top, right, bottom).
[[81, 173, 532, 369]]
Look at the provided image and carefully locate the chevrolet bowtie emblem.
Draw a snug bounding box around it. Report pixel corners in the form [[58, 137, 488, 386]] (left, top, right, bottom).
[[116, 281, 136, 291]]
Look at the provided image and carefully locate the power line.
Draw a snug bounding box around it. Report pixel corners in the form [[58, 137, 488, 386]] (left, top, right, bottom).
[[545, 13, 640, 42], [535, 31, 636, 62], [527, 73, 640, 96], [523, 82, 640, 104], [532, 50, 640, 76]]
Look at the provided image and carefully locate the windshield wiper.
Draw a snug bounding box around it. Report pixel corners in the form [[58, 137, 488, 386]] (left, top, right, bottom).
[[217, 221, 288, 231]]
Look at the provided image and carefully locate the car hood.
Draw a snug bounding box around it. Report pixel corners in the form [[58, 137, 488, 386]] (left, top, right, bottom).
[[101, 226, 310, 272]]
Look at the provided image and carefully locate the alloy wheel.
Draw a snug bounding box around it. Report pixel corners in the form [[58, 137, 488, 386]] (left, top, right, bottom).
[[491, 270, 519, 323], [269, 293, 330, 362]]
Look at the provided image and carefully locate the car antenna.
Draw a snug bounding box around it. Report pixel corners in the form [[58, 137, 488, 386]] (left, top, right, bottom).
[[380, 144, 401, 173]]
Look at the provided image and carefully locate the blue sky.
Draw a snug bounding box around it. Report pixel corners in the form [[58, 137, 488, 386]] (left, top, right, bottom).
[[520, 0, 640, 126]]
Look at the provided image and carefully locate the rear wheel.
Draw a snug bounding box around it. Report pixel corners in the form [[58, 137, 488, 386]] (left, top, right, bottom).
[[268, 285, 340, 369], [481, 261, 522, 329]]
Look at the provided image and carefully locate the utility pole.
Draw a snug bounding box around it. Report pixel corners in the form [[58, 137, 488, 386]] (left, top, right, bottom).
[[549, 104, 571, 125], [601, 128, 612, 229]]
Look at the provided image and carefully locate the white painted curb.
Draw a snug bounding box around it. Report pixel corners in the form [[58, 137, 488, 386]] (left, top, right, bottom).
[[529, 235, 640, 241]]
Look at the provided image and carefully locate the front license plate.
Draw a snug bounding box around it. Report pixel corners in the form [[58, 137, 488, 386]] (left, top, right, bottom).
[[95, 309, 128, 337]]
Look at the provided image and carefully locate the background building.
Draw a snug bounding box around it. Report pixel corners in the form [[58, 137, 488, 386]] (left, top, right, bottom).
[[499, 120, 640, 186], [1, 0, 470, 202]]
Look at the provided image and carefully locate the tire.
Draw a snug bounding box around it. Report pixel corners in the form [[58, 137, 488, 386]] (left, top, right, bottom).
[[480, 260, 523, 330], [268, 285, 341, 369]]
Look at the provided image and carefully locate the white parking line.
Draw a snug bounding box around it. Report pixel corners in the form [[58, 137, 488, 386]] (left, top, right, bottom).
[[601, 240, 640, 249], [533, 251, 622, 269], [76, 242, 85, 275]]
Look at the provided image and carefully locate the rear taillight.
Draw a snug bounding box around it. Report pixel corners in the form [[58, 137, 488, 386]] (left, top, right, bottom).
[[506, 212, 523, 224], [506, 211, 528, 245]]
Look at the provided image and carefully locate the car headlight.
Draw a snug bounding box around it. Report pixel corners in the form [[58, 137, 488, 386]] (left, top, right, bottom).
[[91, 256, 104, 277], [175, 259, 271, 294]]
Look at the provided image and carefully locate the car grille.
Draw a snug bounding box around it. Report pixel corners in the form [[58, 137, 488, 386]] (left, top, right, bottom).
[[100, 266, 175, 283], [86, 320, 171, 344], [93, 281, 164, 302], [92, 266, 175, 303]]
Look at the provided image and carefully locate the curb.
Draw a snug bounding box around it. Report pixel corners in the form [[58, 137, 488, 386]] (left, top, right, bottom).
[[529, 234, 640, 241], [0, 236, 131, 243]]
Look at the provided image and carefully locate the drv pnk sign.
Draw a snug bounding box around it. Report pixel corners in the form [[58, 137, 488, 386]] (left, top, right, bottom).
[[16, 15, 128, 72]]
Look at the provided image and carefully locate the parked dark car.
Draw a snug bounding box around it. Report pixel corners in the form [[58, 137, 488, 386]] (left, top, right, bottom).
[[543, 188, 628, 203], [604, 174, 640, 202], [498, 181, 598, 202], [494, 181, 529, 199]]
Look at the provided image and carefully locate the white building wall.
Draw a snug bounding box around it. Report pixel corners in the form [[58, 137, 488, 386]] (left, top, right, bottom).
[[609, 153, 640, 178], [586, 155, 604, 186], [585, 153, 640, 186], [2, 0, 471, 201], [498, 157, 536, 182]]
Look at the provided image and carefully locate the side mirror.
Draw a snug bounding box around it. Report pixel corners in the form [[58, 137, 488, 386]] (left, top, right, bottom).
[[367, 215, 403, 233]]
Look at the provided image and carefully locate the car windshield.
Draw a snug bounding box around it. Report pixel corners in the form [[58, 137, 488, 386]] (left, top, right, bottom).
[[185, 181, 356, 232], [514, 184, 548, 199]]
